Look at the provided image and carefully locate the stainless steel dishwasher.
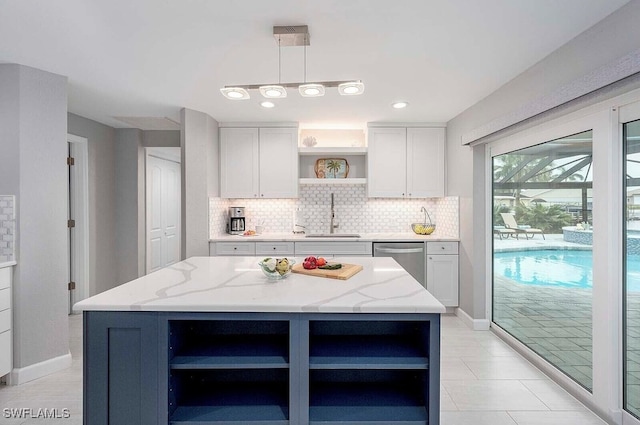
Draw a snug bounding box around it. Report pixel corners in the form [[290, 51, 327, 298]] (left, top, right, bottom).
[[373, 242, 426, 288]]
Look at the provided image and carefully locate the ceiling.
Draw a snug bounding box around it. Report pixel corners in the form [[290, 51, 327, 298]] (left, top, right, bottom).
[[0, 0, 631, 129]]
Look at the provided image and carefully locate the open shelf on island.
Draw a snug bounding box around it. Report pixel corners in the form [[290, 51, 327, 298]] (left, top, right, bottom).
[[309, 320, 430, 370], [169, 370, 289, 425], [171, 335, 289, 369], [309, 370, 428, 425], [169, 320, 289, 369], [310, 335, 429, 369]]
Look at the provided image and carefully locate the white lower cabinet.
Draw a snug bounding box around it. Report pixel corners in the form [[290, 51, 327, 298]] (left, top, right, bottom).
[[211, 242, 256, 256], [293, 241, 372, 257], [0, 267, 12, 377], [255, 242, 295, 256], [426, 242, 459, 307]]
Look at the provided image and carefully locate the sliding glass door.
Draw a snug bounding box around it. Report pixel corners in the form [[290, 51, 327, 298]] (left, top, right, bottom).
[[492, 131, 594, 390], [625, 117, 640, 418]]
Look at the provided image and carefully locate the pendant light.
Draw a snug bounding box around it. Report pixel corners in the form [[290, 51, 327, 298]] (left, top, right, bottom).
[[220, 26, 364, 100]]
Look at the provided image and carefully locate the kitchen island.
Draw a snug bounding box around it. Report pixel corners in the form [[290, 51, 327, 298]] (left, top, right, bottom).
[[75, 256, 445, 425]]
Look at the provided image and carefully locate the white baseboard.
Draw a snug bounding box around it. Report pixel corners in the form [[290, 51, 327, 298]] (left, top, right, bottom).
[[8, 351, 72, 385], [455, 308, 490, 330]]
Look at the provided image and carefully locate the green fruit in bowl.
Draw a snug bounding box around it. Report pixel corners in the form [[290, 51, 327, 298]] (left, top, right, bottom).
[[276, 258, 290, 275], [258, 258, 294, 279]]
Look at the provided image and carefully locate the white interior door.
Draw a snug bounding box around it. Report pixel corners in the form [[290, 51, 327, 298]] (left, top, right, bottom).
[[146, 155, 181, 274]]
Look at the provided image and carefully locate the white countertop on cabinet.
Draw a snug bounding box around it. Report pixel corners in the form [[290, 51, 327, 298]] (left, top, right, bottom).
[[210, 232, 459, 242], [74, 256, 445, 314], [0, 261, 16, 269]]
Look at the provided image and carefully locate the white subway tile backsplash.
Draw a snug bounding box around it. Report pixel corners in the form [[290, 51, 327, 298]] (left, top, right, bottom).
[[210, 187, 459, 239], [0, 195, 15, 262]]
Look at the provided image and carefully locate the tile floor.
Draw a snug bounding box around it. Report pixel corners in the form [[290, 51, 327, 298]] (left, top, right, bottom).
[[0, 314, 606, 424]]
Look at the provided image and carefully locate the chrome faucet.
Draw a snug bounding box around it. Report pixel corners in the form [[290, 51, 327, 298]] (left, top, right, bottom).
[[329, 193, 338, 233]]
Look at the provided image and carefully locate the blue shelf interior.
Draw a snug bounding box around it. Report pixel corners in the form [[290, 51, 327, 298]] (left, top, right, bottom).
[[170, 369, 289, 423], [309, 370, 427, 424], [309, 320, 430, 370], [310, 335, 428, 369], [170, 320, 289, 369], [171, 335, 289, 368]]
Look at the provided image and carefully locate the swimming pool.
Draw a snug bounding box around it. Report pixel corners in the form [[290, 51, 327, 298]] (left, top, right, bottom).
[[494, 249, 640, 292]]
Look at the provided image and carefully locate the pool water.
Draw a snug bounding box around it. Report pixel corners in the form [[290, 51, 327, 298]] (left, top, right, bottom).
[[494, 249, 640, 292]]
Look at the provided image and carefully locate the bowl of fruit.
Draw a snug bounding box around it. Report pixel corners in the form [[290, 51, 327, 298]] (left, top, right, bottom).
[[258, 257, 295, 280], [411, 223, 436, 235], [412, 206, 436, 235]]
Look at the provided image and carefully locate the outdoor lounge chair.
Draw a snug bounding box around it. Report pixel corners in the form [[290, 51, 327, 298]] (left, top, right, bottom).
[[493, 226, 519, 240], [500, 213, 545, 240]]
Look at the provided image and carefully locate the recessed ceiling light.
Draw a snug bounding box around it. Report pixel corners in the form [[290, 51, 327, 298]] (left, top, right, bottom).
[[259, 85, 287, 98], [392, 102, 409, 109], [299, 83, 325, 97], [220, 87, 250, 100], [338, 81, 365, 96], [260, 101, 275, 108]]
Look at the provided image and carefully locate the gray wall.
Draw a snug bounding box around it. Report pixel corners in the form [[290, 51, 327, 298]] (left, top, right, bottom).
[[0, 64, 69, 370], [68, 113, 118, 295], [115, 129, 143, 284], [447, 0, 640, 319], [181, 109, 219, 258]]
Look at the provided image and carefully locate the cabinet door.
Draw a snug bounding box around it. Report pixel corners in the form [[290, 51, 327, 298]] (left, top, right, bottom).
[[220, 128, 259, 198], [84, 312, 160, 425], [258, 127, 298, 198], [407, 128, 445, 198], [367, 128, 407, 198], [426, 254, 459, 307]]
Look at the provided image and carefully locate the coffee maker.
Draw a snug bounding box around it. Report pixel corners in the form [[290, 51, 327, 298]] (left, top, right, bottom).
[[227, 207, 246, 235]]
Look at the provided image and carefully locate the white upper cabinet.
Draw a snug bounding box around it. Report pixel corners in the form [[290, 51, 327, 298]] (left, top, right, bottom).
[[220, 126, 298, 198], [406, 128, 445, 198], [368, 126, 445, 198], [258, 127, 298, 198], [220, 128, 260, 198], [367, 128, 407, 197]]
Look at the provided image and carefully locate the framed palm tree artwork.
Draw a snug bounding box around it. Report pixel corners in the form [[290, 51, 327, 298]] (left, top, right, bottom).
[[314, 158, 349, 178]]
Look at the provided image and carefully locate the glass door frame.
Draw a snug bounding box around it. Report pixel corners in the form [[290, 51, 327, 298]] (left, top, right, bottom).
[[484, 99, 627, 422], [620, 99, 640, 425]]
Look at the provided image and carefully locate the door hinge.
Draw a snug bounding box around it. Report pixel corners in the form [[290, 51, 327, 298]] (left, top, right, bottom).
[[68, 281, 76, 290], [67, 157, 75, 166], [68, 219, 75, 228]]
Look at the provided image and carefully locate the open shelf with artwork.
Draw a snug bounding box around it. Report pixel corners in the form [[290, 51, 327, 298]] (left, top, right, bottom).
[[299, 151, 367, 185]]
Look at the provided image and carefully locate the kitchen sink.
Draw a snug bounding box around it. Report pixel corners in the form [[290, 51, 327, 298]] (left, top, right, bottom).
[[305, 233, 361, 238]]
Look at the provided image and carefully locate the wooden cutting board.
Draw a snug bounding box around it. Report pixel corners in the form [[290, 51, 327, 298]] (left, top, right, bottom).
[[291, 263, 363, 280]]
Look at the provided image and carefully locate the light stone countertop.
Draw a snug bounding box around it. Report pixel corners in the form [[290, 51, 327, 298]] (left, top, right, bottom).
[[74, 256, 446, 314], [210, 232, 459, 242], [0, 261, 16, 269]]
